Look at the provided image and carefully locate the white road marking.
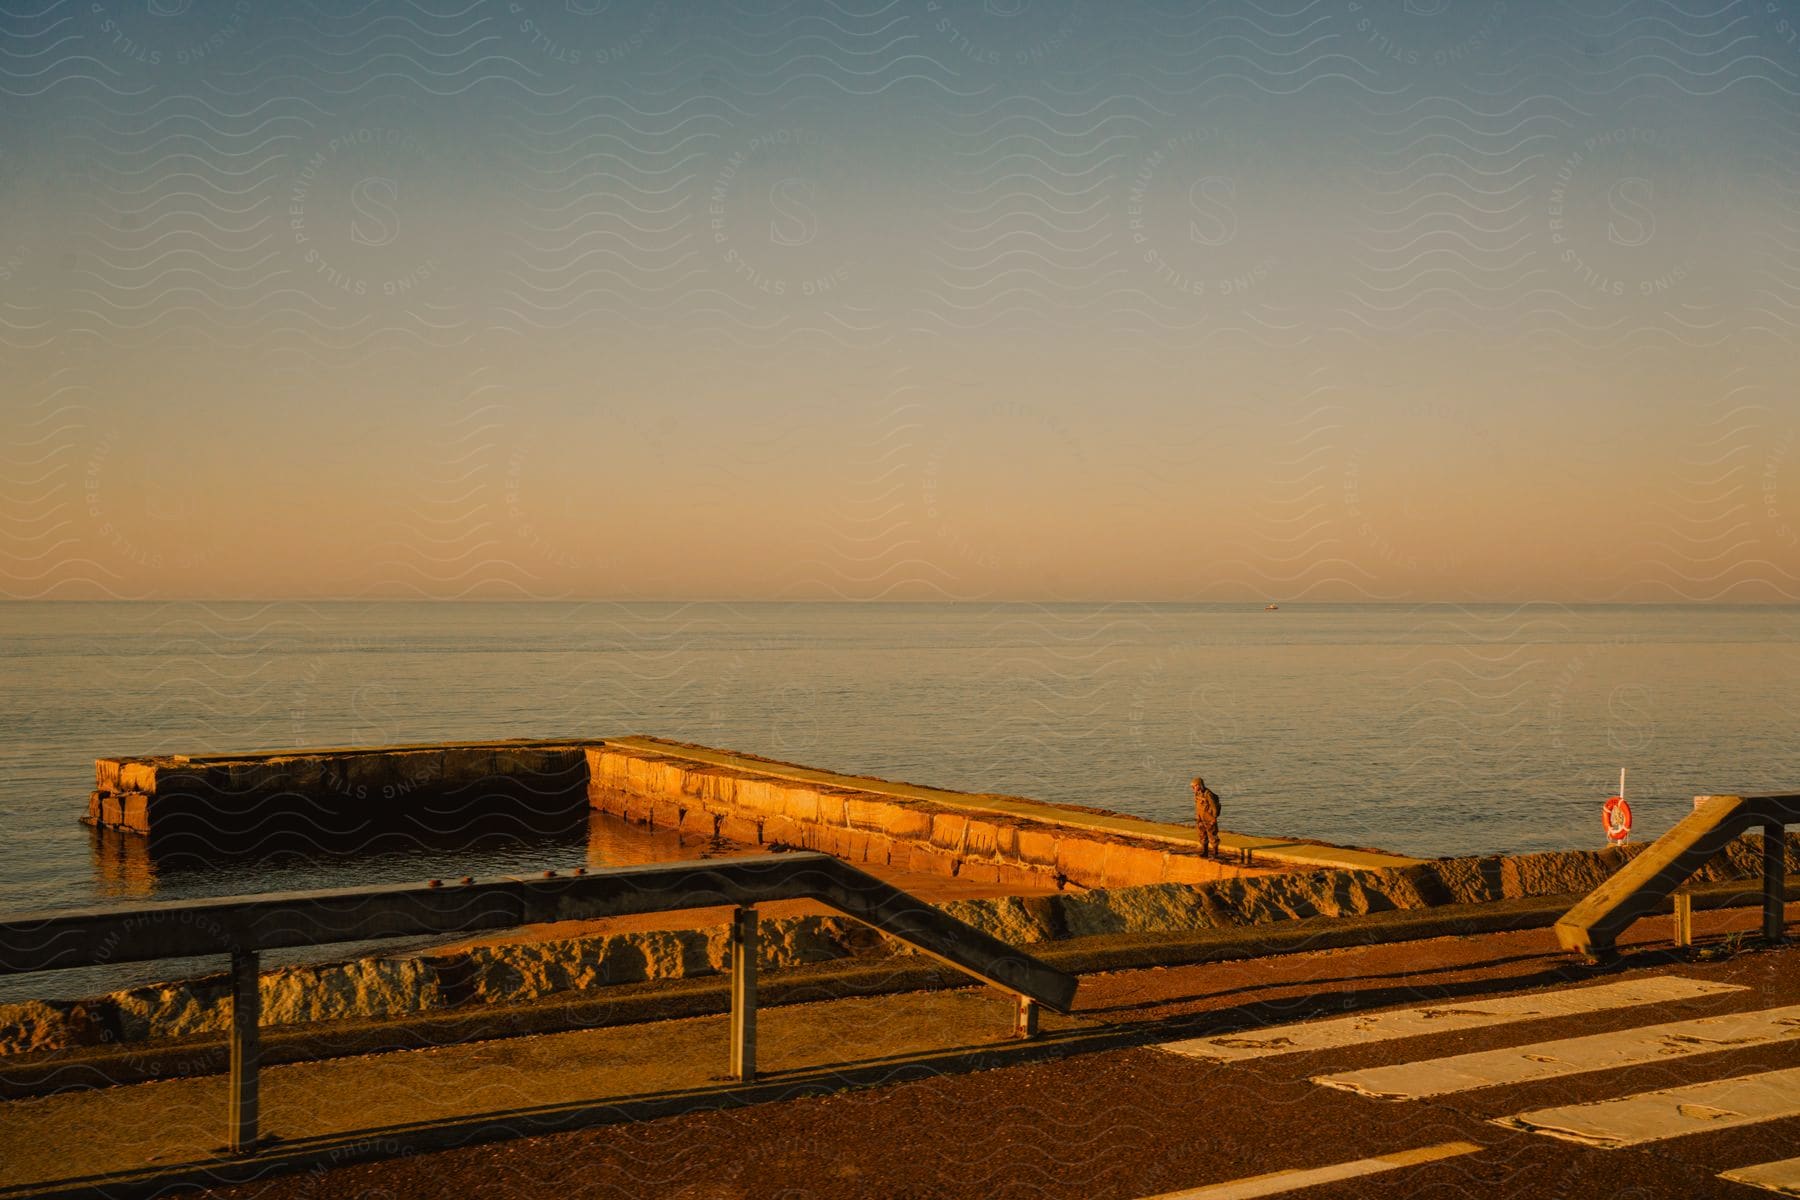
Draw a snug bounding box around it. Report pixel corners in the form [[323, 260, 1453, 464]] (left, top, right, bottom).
[[1160, 976, 1743, 1062], [1316, 1003, 1800, 1099], [1495, 1065, 1800, 1148], [1140, 1142, 1481, 1199], [1721, 1156, 1800, 1196]]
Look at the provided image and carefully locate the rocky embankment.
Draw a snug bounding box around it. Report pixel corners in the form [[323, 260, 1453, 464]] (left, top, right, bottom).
[[4, 839, 1792, 1055]]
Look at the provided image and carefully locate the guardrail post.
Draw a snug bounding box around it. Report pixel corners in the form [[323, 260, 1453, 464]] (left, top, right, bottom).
[[1673, 888, 1692, 948], [1766, 823, 1788, 944], [227, 947, 260, 1154], [1013, 996, 1039, 1039], [729, 905, 757, 1082]]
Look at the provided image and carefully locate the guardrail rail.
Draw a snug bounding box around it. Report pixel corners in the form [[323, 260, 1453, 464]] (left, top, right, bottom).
[[1555, 793, 1795, 960], [0, 852, 1078, 1154]]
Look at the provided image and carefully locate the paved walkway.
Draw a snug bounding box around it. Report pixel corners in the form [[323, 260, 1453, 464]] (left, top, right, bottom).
[[607, 736, 1423, 871], [0, 900, 1790, 1199], [0, 990, 1093, 1198]]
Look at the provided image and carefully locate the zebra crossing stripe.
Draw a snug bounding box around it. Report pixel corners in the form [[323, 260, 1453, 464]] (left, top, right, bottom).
[[1316, 1003, 1800, 1100], [1720, 1155, 1800, 1196], [1160, 976, 1742, 1062], [1495, 1065, 1800, 1148], [1139, 1142, 1481, 1199]]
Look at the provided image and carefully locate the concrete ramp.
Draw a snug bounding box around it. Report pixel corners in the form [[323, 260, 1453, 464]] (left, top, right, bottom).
[[1554, 793, 1796, 959]]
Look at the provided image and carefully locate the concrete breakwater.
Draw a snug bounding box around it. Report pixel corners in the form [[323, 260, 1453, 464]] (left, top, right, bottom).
[[87, 735, 1407, 889], [587, 737, 1293, 891], [7, 838, 1794, 1057], [86, 741, 593, 845], [590, 737, 1424, 879]]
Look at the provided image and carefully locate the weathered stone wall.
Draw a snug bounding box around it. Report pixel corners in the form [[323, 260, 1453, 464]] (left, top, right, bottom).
[[87, 743, 591, 844], [8, 839, 1792, 1056], [89, 738, 1298, 889], [586, 745, 1258, 891]]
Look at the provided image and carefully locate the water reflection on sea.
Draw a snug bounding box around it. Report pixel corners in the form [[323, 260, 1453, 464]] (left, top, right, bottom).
[[3, 601, 1796, 918], [81, 809, 729, 903]]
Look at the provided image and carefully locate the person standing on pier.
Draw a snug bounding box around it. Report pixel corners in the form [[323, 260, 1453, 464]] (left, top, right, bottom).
[[1191, 777, 1221, 858]]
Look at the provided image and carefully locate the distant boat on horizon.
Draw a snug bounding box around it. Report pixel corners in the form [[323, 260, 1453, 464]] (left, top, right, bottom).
[[1264, 603, 1279, 611]]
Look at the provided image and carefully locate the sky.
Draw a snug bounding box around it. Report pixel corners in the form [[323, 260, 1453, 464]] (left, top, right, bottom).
[[3, 0, 1799, 602]]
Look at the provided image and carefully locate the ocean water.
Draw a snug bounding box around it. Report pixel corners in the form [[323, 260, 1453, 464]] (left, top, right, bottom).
[[3, 601, 1798, 918]]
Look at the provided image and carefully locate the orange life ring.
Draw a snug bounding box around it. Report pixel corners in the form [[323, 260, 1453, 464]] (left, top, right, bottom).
[[1603, 795, 1632, 842]]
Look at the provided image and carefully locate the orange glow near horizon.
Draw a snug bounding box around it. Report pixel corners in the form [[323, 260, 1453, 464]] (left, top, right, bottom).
[[2, 5, 1796, 603]]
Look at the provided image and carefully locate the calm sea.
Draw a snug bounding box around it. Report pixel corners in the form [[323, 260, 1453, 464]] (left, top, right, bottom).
[[2, 601, 1796, 922]]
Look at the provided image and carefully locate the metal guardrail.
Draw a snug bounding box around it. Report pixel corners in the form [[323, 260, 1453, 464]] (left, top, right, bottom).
[[1555, 793, 1796, 960], [0, 852, 1077, 1154]]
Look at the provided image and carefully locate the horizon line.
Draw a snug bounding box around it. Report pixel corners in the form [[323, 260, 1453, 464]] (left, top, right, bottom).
[[4, 597, 1798, 607]]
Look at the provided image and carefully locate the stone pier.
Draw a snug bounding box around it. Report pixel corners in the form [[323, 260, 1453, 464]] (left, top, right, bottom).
[[583, 738, 1291, 889], [87, 736, 1416, 888], [87, 741, 593, 848]]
